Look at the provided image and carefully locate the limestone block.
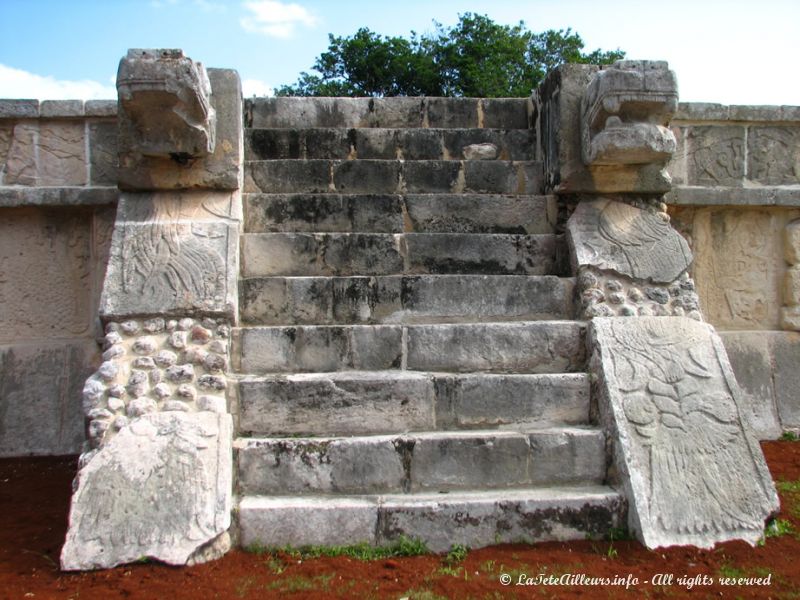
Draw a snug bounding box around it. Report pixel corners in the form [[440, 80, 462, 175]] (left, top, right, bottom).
[[590, 317, 779, 548], [426, 98, 479, 128], [40, 100, 85, 118], [567, 199, 692, 284], [689, 208, 785, 330], [0, 123, 13, 182], [377, 488, 623, 552], [61, 411, 232, 570], [238, 325, 402, 373], [38, 121, 87, 186], [0, 341, 95, 456], [784, 267, 800, 305], [0, 208, 94, 342], [770, 332, 800, 428], [781, 307, 800, 331], [784, 220, 800, 265], [480, 98, 531, 129], [686, 126, 745, 186], [719, 332, 782, 440], [118, 67, 242, 191], [89, 121, 118, 185], [100, 192, 240, 320], [406, 321, 585, 373], [239, 496, 378, 548], [0, 99, 39, 118], [463, 143, 498, 160], [748, 127, 800, 186], [236, 436, 405, 495], [434, 373, 589, 429], [4, 123, 37, 185], [238, 371, 435, 435]]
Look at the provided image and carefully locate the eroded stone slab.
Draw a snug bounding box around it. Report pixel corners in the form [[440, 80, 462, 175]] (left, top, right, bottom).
[[590, 317, 779, 548], [61, 411, 232, 570], [100, 192, 240, 319], [568, 199, 692, 284]]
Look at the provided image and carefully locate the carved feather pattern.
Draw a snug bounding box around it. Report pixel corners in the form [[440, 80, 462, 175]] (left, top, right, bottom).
[[609, 319, 769, 534]]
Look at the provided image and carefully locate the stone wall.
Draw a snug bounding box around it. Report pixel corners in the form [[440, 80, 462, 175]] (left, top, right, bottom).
[[666, 103, 800, 436], [0, 100, 118, 455]]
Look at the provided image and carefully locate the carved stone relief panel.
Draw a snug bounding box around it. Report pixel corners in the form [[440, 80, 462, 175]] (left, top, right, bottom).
[[748, 127, 800, 186], [689, 209, 788, 330], [0, 208, 93, 342], [686, 126, 745, 187], [100, 192, 240, 320], [590, 316, 779, 548]]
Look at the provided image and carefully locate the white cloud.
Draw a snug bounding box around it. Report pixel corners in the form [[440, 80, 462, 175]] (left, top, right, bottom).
[[0, 64, 116, 100], [240, 1, 319, 39], [242, 78, 274, 97]]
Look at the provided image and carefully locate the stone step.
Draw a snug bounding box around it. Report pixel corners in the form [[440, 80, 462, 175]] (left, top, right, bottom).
[[240, 233, 559, 277], [243, 193, 556, 235], [245, 159, 544, 195], [234, 321, 585, 374], [235, 427, 606, 496], [240, 275, 575, 326], [239, 487, 624, 552], [238, 372, 590, 436], [245, 97, 532, 130], [245, 127, 533, 161]]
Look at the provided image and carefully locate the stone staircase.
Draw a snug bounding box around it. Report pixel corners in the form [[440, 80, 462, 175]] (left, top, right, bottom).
[[232, 97, 625, 552]]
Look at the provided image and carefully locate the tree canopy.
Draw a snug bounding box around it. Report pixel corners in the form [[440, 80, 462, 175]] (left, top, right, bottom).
[[276, 13, 625, 98]]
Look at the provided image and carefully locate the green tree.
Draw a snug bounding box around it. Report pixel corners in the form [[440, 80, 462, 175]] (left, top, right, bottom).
[[276, 13, 624, 97]]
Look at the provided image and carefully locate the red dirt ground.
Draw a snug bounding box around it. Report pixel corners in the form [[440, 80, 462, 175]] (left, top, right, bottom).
[[1, 441, 799, 599]]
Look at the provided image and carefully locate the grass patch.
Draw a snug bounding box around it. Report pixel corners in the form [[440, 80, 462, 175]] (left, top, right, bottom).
[[780, 431, 800, 442], [267, 573, 334, 594], [266, 535, 430, 561], [443, 544, 468, 565], [718, 563, 747, 579], [766, 518, 797, 539]]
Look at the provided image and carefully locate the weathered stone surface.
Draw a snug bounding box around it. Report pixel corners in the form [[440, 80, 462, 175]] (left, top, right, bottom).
[[567, 199, 692, 284], [244, 193, 403, 233], [679, 207, 790, 330], [405, 194, 555, 234], [117, 49, 215, 160], [770, 332, 800, 429], [0, 341, 95, 456], [236, 435, 405, 495], [590, 317, 779, 548], [426, 98, 479, 128], [38, 121, 87, 186], [243, 193, 554, 235], [377, 487, 624, 552], [581, 61, 677, 167], [0, 208, 95, 341], [245, 159, 544, 195], [239, 496, 378, 548], [240, 274, 574, 326], [719, 332, 782, 439], [404, 233, 555, 275], [785, 220, 800, 265], [239, 488, 623, 552], [89, 121, 118, 185], [237, 428, 604, 495], [3, 122, 37, 185], [462, 143, 498, 160], [61, 411, 232, 570], [40, 100, 84, 118], [0, 99, 39, 118], [241, 232, 556, 277], [118, 68, 242, 190], [85, 100, 118, 117], [434, 373, 589, 429], [667, 186, 800, 207], [480, 98, 531, 130], [0, 186, 118, 207], [100, 192, 240, 320], [686, 126, 745, 186], [239, 371, 435, 435], [406, 321, 585, 373], [238, 325, 402, 373], [747, 127, 800, 186]]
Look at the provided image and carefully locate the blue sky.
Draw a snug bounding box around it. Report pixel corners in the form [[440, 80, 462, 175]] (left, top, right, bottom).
[[0, 0, 798, 104]]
